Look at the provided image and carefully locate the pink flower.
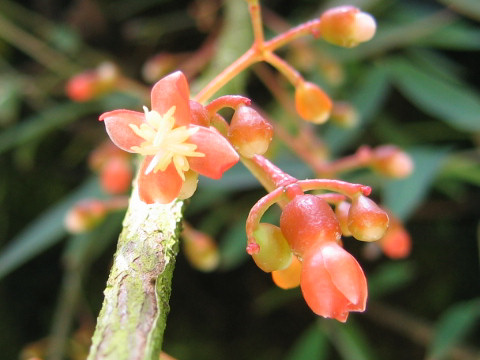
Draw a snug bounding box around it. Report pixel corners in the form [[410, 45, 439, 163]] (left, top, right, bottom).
[[300, 241, 367, 322], [99, 71, 239, 204]]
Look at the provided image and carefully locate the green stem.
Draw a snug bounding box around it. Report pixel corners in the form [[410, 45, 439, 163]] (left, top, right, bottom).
[[87, 190, 184, 360]]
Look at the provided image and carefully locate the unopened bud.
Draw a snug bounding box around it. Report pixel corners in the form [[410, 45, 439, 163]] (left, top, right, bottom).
[[65, 199, 107, 233], [182, 225, 219, 272], [271, 255, 302, 289], [252, 223, 292, 273], [379, 213, 411, 259], [371, 145, 414, 178], [295, 81, 332, 124], [100, 157, 132, 194], [228, 106, 273, 158], [66, 62, 118, 102], [348, 195, 389, 242], [320, 6, 376, 48], [280, 194, 341, 256]]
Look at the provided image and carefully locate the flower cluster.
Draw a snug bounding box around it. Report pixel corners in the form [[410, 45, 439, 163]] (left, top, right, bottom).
[[245, 164, 390, 322]]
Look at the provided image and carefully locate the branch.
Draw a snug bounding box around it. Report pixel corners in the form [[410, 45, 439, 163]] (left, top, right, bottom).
[[87, 189, 184, 360]]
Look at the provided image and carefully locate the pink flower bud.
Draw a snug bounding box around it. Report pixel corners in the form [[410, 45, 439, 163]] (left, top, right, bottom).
[[379, 213, 412, 259], [301, 242, 367, 322], [294, 81, 332, 124], [66, 62, 118, 102], [348, 195, 389, 242], [280, 194, 341, 256], [228, 106, 273, 158], [371, 145, 414, 178], [100, 157, 132, 195], [320, 6, 376, 48]]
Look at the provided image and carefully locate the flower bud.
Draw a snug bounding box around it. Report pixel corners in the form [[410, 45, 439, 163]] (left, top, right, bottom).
[[65, 199, 107, 234], [182, 225, 219, 272], [272, 255, 302, 289], [348, 195, 389, 242], [66, 62, 118, 102], [252, 223, 293, 272], [100, 157, 132, 194], [280, 194, 341, 256], [301, 242, 367, 322], [379, 213, 411, 259], [335, 201, 352, 236], [320, 6, 376, 48], [295, 81, 332, 124], [228, 106, 273, 158], [371, 145, 414, 178]]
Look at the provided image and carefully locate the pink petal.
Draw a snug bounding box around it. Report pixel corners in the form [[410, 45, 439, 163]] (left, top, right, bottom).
[[151, 71, 191, 126], [100, 109, 145, 152], [322, 242, 367, 309], [188, 126, 239, 179], [137, 157, 183, 204]]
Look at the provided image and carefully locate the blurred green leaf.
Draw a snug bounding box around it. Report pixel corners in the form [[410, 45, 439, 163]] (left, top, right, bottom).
[[383, 147, 449, 220], [0, 177, 102, 280], [326, 64, 390, 154], [0, 102, 99, 154], [426, 298, 480, 360], [191, 0, 251, 98], [218, 214, 249, 270], [384, 58, 480, 132], [439, 153, 480, 186], [327, 319, 378, 360], [368, 261, 416, 298], [436, 0, 480, 21], [284, 323, 329, 360]]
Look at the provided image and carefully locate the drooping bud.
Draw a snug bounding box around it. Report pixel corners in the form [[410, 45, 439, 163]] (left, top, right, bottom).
[[301, 241, 367, 322], [182, 225, 219, 272], [319, 6, 376, 48], [228, 106, 273, 158], [251, 223, 292, 272], [65, 199, 107, 234], [272, 255, 302, 289], [371, 145, 414, 178], [378, 212, 412, 259], [348, 195, 389, 242], [294, 81, 332, 124], [335, 201, 352, 236], [66, 62, 118, 102], [100, 157, 132, 194], [280, 194, 341, 256]]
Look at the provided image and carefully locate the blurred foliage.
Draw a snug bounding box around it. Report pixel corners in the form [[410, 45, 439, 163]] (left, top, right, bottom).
[[0, 0, 479, 359]]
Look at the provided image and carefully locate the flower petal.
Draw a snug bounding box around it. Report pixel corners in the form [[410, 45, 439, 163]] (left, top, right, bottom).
[[151, 71, 191, 126], [188, 126, 239, 179], [100, 109, 145, 152], [137, 156, 183, 204], [321, 242, 367, 309]]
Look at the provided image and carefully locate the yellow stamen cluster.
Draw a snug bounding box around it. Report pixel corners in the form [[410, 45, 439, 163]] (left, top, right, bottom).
[[129, 106, 204, 180]]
